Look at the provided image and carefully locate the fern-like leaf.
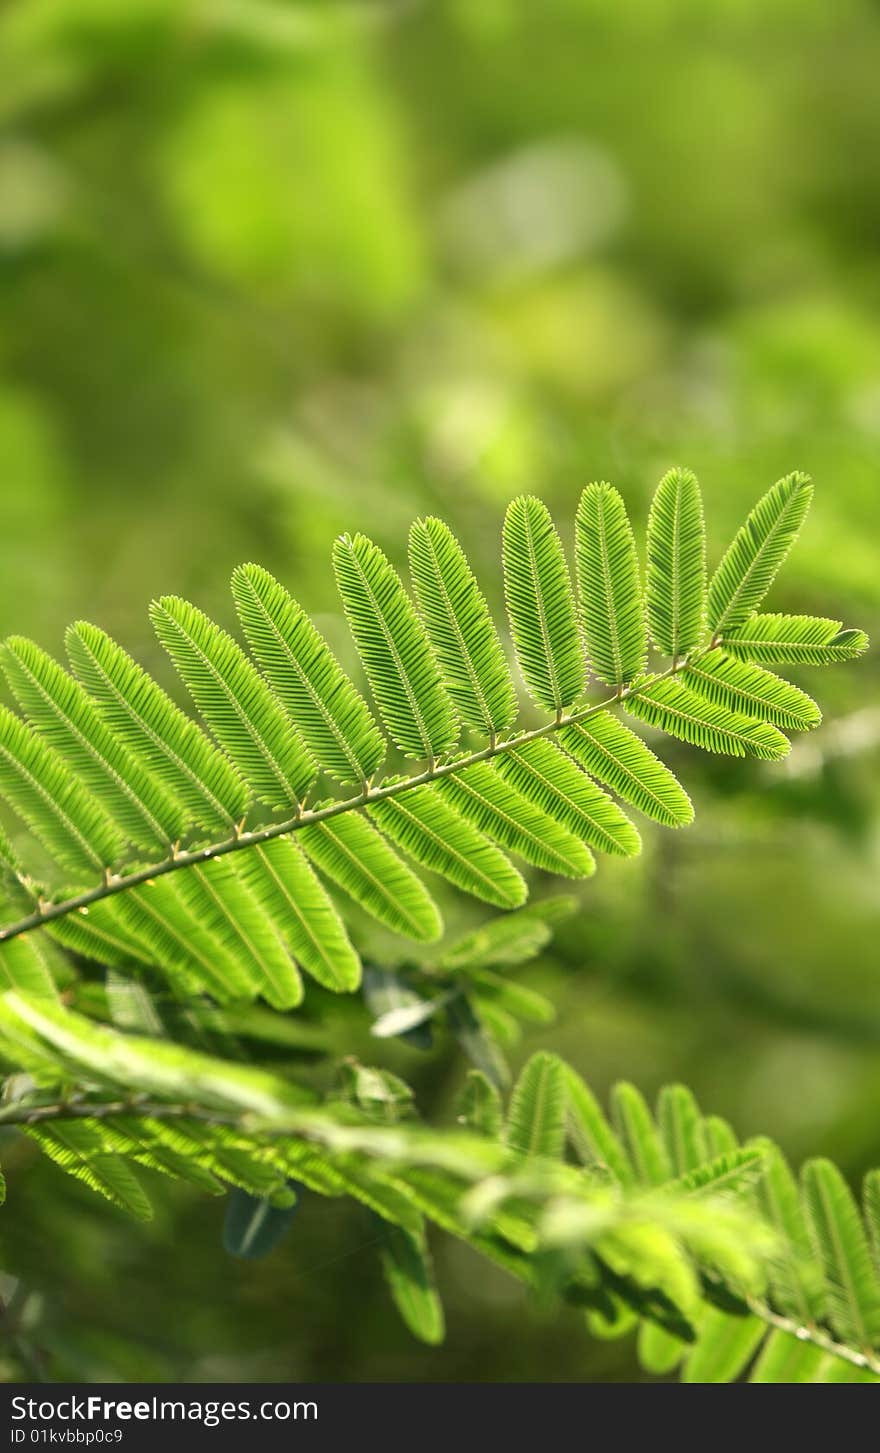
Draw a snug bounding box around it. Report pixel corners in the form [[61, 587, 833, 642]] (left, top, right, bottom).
[[234, 838, 361, 994], [24, 1121, 152, 1220], [657, 1084, 706, 1175], [802, 1158, 880, 1351], [369, 786, 526, 910], [646, 467, 706, 660], [626, 676, 790, 759], [707, 473, 813, 633], [683, 649, 820, 732], [437, 761, 595, 879], [558, 712, 693, 828], [333, 533, 458, 762], [505, 1052, 566, 1159], [753, 1141, 825, 1327], [438, 905, 560, 971], [502, 496, 585, 714], [2, 638, 183, 850], [576, 482, 647, 687], [494, 738, 641, 857], [610, 1083, 671, 1187], [0, 706, 122, 879], [377, 1220, 445, 1345], [681, 1308, 766, 1384], [0, 935, 58, 1001], [865, 1171, 880, 1281], [232, 563, 385, 787], [749, 1329, 826, 1383], [721, 613, 870, 666], [300, 811, 441, 943], [150, 597, 316, 811], [66, 622, 248, 833], [409, 517, 517, 738], [562, 1064, 633, 1185]]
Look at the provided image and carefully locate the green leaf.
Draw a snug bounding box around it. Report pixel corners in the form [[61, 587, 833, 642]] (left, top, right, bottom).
[[802, 1158, 880, 1350], [707, 473, 813, 633], [646, 467, 707, 660], [683, 649, 820, 732], [494, 738, 641, 857], [67, 622, 248, 833], [865, 1171, 880, 1279], [437, 761, 595, 879], [657, 1084, 706, 1175], [563, 1065, 633, 1185], [333, 533, 458, 762], [471, 969, 555, 1026], [753, 1141, 826, 1327], [748, 1329, 825, 1383], [369, 786, 526, 910], [637, 1321, 687, 1375], [610, 1082, 671, 1187], [377, 1219, 445, 1345], [681, 1308, 766, 1383], [721, 613, 870, 666], [455, 1070, 503, 1138], [176, 859, 306, 1007], [223, 1187, 299, 1260], [559, 712, 693, 828], [2, 638, 183, 850], [25, 1120, 153, 1220], [409, 517, 517, 737], [576, 482, 647, 687], [0, 705, 123, 879], [86, 881, 252, 1002], [234, 838, 361, 994], [505, 1052, 567, 1159], [300, 811, 441, 943], [232, 563, 385, 787], [625, 675, 790, 759], [668, 1149, 766, 1200], [150, 596, 316, 811], [439, 907, 557, 971], [502, 495, 585, 714], [0, 936, 59, 1002], [702, 1116, 738, 1158]]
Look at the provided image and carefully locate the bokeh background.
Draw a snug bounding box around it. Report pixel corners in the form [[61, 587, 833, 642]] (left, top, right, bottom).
[[1, 0, 879, 1382]]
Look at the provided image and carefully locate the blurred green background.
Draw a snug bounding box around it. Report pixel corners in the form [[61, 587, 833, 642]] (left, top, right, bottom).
[[1, 0, 879, 1382]]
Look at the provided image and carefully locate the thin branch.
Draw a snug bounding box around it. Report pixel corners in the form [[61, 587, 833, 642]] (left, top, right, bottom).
[[746, 1296, 880, 1378], [0, 659, 691, 946], [0, 1096, 875, 1378]]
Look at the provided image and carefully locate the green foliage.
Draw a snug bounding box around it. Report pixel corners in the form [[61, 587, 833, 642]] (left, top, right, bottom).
[[232, 563, 386, 788], [0, 479, 866, 1024], [646, 468, 707, 661], [409, 517, 517, 738], [0, 988, 878, 1383], [576, 482, 646, 687], [502, 495, 585, 714], [0, 478, 872, 1383], [707, 474, 814, 633], [333, 532, 458, 763], [720, 614, 870, 666]]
